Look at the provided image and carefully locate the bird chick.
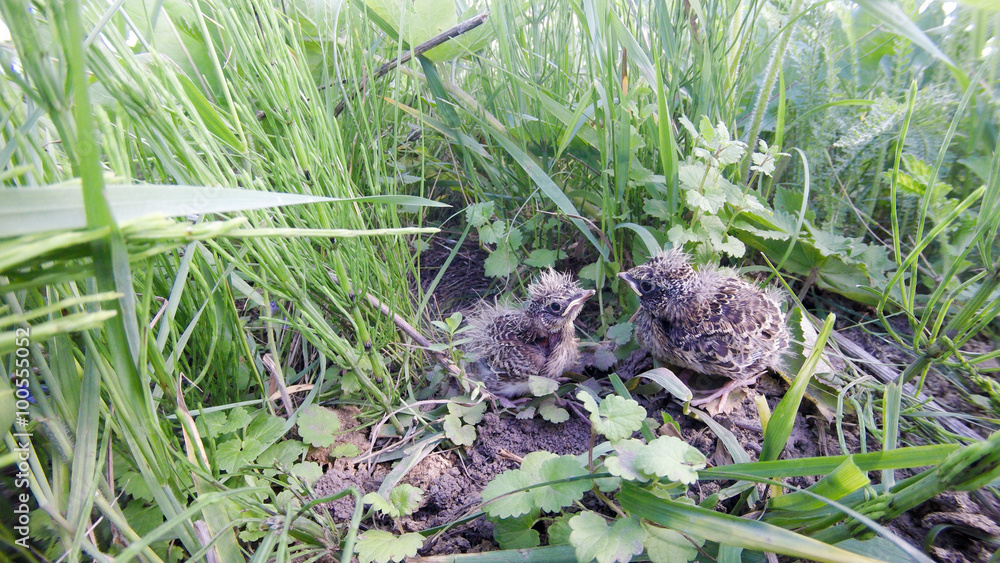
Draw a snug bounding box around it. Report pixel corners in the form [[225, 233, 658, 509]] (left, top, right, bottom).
[[618, 249, 788, 408], [464, 270, 595, 398]]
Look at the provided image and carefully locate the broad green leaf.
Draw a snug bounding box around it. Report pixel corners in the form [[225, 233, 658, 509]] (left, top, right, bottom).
[[356, 530, 424, 563], [569, 511, 646, 563], [484, 245, 519, 278], [443, 412, 476, 446], [633, 436, 706, 484], [332, 443, 361, 458], [578, 391, 645, 441], [685, 187, 727, 214], [466, 201, 495, 227], [524, 248, 561, 268], [643, 523, 703, 563], [533, 456, 591, 513], [606, 323, 633, 347], [528, 375, 559, 397], [604, 439, 649, 483], [493, 512, 541, 549], [388, 484, 424, 517], [256, 440, 308, 469], [297, 405, 341, 448], [291, 461, 323, 486], [538, 397, 569, 423], [481, 467, 538, 518], [548, 513, 575, 545]]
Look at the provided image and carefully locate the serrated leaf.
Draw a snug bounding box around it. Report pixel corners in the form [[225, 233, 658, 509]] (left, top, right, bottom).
[[538, 397, 569, 423], [356, 530, 424, 563], [578, 392, 645, 441], [578, 262, 601, 281], [449, 399, 488, 424], [524, 248, 561, 268], [677, 162, 709, 191], [643, 523, 703, 563], [119, 469, 154, 502], [466, 201, 495, 227], [592, 345, 617, 371], [493, 512, 541, 549], [479, 220, 507, 245], [443, 412, 476, 446], [686, 188, 726, 214], [363, 492, 395, 517], [633, 436, 706, 484], [516, 406, 537, 419], [569, 511, 647, 563], [297, 405, 341, 448], [216, 438, 253, 473], [528, 375, 559, 397], [484, 245, 519, 277], [606, 323, 633, 347]]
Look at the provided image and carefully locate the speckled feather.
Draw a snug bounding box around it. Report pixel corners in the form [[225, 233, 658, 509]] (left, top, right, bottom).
[[620, 249, 788, 382], [464, 270, 594, 397]]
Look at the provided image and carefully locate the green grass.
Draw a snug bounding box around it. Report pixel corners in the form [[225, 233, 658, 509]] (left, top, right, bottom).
[[1, 0, 998, 560]]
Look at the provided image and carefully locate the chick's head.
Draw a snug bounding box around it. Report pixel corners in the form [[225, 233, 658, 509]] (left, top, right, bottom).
[[618, 248, 700, 322], [524, 269, 595, 333]]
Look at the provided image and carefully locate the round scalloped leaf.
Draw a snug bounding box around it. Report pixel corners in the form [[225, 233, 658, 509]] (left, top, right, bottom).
[[643, 523, 703, 563], [532, 455, 591, 513], [538, 397, 569, 423], [633, 436, 706, 484], [297, 405, 341, 448], [356, 530, 423, 563], [481, 468, 537, 519], [569, 511, 647, 563]]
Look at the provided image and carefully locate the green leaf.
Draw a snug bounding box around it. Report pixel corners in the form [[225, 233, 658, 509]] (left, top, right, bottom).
[[122, 502, 165, 537], [528, 376, 559, 397], [256, 440, 308, 469], [578, 392, 645, 441], [203, 407, 250, 437], [482, 467, 537, 518], [524, 248, 561, 268], [604, 439, 649, 483], [216, 438, 254, 473], [538, 397, 569, 423], [606, 323, 633, 347], [569, 511, 646, 563], [548, 513, 575, 545], [449, 399, 488, 424], [493, 512, 541, 549], [479, 220, 507, 245], [467, 201, 495, 227], [643, 523, 703, 563], [291, 461, 323, 486], [443, 412, 476, 446], [633, 436, 707, 485], [356, 530, 424, 563], [297, 405, 341, 448], [484, 245, 519, 278], [332, 443, 361, 458], [533, 456, 591, 513], [685, 187, 727, 214], [388, 484, 424, 517]]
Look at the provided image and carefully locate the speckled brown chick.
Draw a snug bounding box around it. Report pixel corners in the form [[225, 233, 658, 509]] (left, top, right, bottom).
[[464, 270, 595, 398], [618, 249, 789, 407]]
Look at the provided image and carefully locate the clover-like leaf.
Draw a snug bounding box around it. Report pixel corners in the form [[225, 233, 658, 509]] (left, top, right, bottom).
[[633, 436, 706, 484], [356, 530, 424, 563], [569, 511, 647, 563], [643, 523, 703, 563], [493, 512, 541, 549], [297, 405, 341, 448], [606, 323, 633, 347], [538, 397, 569, 423], [578, 392, 645, 441], [202, 406, 250, 438], [528, 376, 559, 397], [448, 400, 487, 424], [443, 412, 476, 446]]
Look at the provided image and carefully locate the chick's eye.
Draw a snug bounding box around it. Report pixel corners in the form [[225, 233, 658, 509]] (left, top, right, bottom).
[[547, 302, 563, 314], [638, 280, 655, 294]]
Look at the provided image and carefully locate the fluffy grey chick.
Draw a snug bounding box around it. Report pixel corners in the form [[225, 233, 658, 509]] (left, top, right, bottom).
[[465, 270, 595, 398], [618, 248, 788, 408]]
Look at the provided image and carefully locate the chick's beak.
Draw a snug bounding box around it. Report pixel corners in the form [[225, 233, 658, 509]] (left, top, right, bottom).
[[562, 289, 596, 317], [617, 272, 641, 296]]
